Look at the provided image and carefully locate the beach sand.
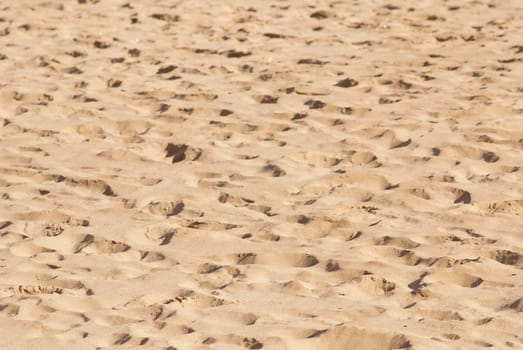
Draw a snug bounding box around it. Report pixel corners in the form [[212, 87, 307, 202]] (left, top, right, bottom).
[[0, 0, 522, 349]]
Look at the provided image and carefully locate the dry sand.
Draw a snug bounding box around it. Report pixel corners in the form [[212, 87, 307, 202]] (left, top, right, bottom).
[[0, 0, 522, 349]]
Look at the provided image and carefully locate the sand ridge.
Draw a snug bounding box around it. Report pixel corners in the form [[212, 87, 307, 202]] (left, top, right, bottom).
[[0, 0, 522, 349]]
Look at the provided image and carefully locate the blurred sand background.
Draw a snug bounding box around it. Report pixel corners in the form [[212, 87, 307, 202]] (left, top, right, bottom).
[[0, 0, 522, 349]]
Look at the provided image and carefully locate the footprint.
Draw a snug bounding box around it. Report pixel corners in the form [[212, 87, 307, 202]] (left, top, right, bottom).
[[262, 163, 286, 177], [73, 234, 94, 253], [220, 109, 233, 116], [145, 226, 176, 245], [76, 122, 104, 137], [477, 199, 523, 215], [93, 40, 111, 49], [482, 151, 499, 163], [354, 275, 396, 295], [112, 333, 132, 346], [502, 298, 523, 312], [156, 65, 177, 74], [182, 219, 240, 231], [115, 120, 152, 136], [164, 143, 201, 163], [409, 188, 431, 200], [147, 201, 184, 217], [65, 66, 83, 74], [198, 263, 222, 274], [299, 325, 410, 349], [309, 10, 331, 19], [42, 223, 64, 237], [256, 95, 278, 104], [0, 221, 11, 230], [242, 337, 263, 349], [237, 252, 256, 265], [288, 151, 342, 167], [0, 284, 63, 296], [223, 49, 251, 58], [380, 94, 403, 104], [291, 113, 307, 121], [264, 33, 286, 39], [128, 48, 140, 57], [258, 253, 319, 268], [151, 14, 180, 22], [325, 260, 340, 272], [350, 151, 379, 167], [335, 78, 358, 87], [297, 58, 328, 65], [304, 99, 326, 109], [63, 177, 116, 196], [491, 250, 522, 267], [0, 303, 19, 317], [375, 236, 420, 249], [452, 189, 471, 204], [372, 130, 411, 149], [140, 251, 166, 263], [94, 239, 131, 254], [428, 269, 484, 288], [419, 309, 463, 321], [107, 78, 122, 88], [218, 192, 255, 207], [10, 241, 55, 258]]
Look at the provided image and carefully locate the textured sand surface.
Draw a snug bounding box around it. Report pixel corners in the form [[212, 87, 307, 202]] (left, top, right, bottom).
[[0, 0, 522, 349]]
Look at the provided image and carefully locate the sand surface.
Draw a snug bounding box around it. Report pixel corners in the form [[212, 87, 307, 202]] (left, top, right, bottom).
[[0, 0, 522, 349]]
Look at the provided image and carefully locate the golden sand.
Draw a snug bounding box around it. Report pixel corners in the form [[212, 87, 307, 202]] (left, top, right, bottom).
[[0, 1, 522, 349]]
